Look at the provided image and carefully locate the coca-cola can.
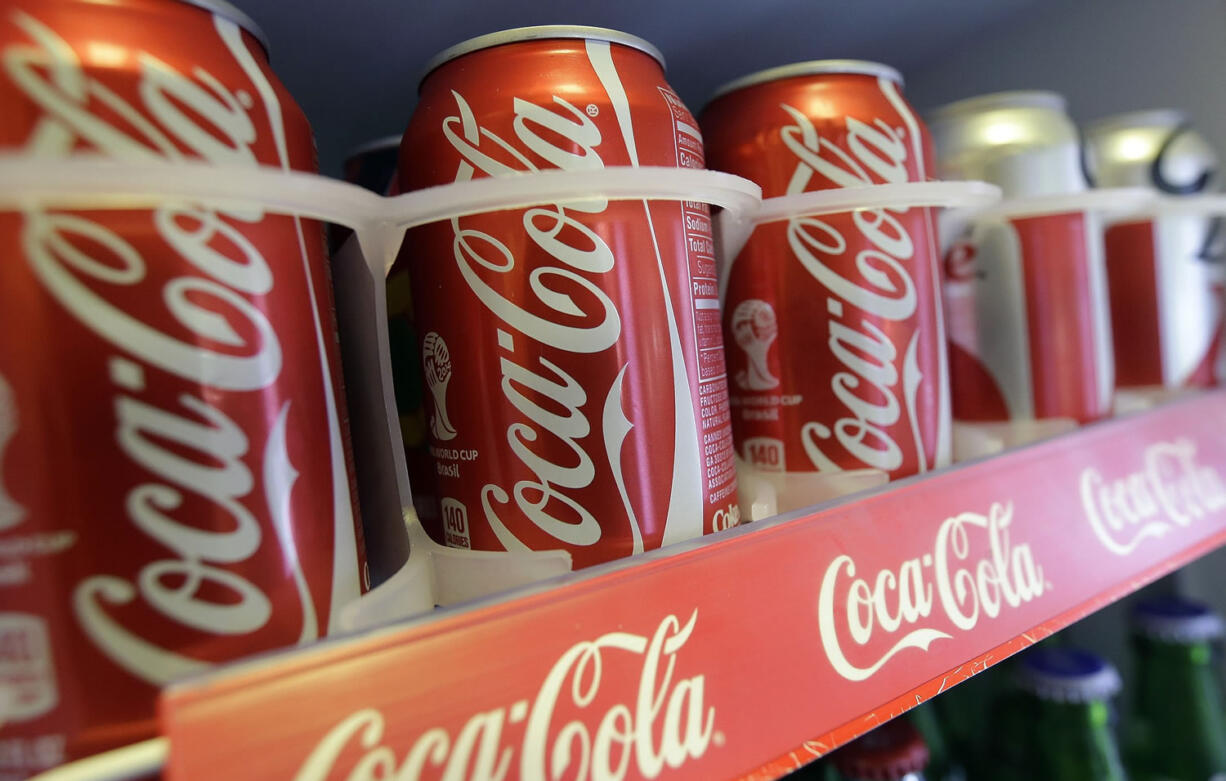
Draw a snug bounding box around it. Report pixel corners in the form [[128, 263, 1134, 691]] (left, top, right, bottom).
[[0, 0, 367, 771], [1085, 110, 1224, 389], [930, 91, 1114, 423], [395, 26, 741, 568], [700, 61, 952, 479]]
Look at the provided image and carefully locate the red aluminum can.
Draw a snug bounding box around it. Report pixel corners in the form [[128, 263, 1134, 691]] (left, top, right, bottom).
[[0, 0, 366, 772], [397, 26, 741, 568], [700, 61, 951, 480]]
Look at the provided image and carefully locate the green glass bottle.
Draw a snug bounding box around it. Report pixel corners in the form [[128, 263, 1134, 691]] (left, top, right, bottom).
[[833, 718, 929, 781], [907, 702, 963, 781], [1126, 596, 1226, 781], [935, 659, 1016, 779], [1015, 646, 1129, 781]]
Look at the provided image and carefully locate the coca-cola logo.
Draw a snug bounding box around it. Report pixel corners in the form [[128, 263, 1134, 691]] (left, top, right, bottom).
[[433, 40, 703, 553], [294, 611, 718, 781], [775, 79, 939, 474], [3, 12, 338, 682], [1081, 438, 1226, 556], [440, 86, 631, 552], [817, 502, 1047, 681]]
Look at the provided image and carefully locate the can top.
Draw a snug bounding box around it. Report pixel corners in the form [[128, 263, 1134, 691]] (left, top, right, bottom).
[[343, 135, 403, 163], [176, 0, 270, 56], [1085, 108, 1187, 136], [709, 60, 903, 103], [1132, 596, 1225, 644], [928, 90, 1066, 122], [420, 25, 665, 88], [833, 719, 928, 780], [1083, 108, 1217, 192], [1017, 647, 1122, 704]]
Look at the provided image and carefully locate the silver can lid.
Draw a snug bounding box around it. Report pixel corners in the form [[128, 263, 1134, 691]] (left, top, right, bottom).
[[709, 59, 903, 103], [420, 25, 665, 89], [1085, 108, 1187, 135], [176, 0, 270, 56], [1132, 596, 1225, 644], [1016, 647, 1122, 704], [929, 90, 1066, 122]]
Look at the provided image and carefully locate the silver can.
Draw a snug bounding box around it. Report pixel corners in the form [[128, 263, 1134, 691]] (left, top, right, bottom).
[[930, 91, 1086, 198], [1084, 110, 1223, 389], [928, 91, 1114, 423]]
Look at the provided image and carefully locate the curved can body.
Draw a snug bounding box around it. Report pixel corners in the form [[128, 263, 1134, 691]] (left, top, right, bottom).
[[0, 0, 366, 770], [930, 91, 1114, 423], [397, 28, 740, 568], [701, 62, 951, 479], [1085, 110, 1224, 389]]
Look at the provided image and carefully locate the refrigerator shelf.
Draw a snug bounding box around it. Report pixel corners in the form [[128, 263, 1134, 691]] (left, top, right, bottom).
[[138, 391, 1226, 781]]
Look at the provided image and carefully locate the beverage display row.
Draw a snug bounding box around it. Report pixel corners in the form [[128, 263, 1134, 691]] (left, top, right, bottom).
[[790, 595, 1226, 781], [1, 1, 1223, 777]]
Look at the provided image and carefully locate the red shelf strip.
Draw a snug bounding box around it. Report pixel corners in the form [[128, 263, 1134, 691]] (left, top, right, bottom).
[[161, 391, 1226, 781]]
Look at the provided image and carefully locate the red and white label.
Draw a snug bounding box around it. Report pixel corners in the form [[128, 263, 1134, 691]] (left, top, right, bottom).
[[1106, 217, 1225, 389], [0, 4, 363, 766], [818, 501, 1047, 682], [1081, 437, 1226, 555], [398, 39, 738, 567], [293, 612, 716, 781], [944, 212, 1114, 422], [161, 393, 1226, 781], [703, 74, 950, 479]]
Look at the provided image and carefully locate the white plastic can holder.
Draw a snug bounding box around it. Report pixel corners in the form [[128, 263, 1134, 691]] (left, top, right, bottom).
[[0, 154, 763, 615], [0, 163, 1035, 781], [963, 186, 1156, 222], [332, 163, 763, 610], [717, 178, 1002, 511], [0, 154, 761, 781], [941, 185, 1161, 459]]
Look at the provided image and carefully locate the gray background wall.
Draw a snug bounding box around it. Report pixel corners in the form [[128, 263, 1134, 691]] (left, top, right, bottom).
[[233, 0, 1049, 175], [232, 0, 1226, 177], [906, 0, 1226, 160]]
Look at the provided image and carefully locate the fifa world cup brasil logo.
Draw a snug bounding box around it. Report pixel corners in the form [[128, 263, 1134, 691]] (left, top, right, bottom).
[[422, 332, 458, 441], [0, 373, 23, 530], [731, 299, 780, 391]]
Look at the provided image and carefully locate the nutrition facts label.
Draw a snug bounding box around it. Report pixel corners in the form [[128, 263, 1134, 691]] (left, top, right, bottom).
[[660, 88, 737, 505]]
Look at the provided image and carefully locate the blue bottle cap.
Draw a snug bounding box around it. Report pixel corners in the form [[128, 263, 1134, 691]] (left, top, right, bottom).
[[1133, 595, 1225, 644], [1016, 647, 1122, 703]]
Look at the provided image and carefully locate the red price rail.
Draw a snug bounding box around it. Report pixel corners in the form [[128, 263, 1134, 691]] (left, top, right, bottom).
[[161, 391, 1226, 781]]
